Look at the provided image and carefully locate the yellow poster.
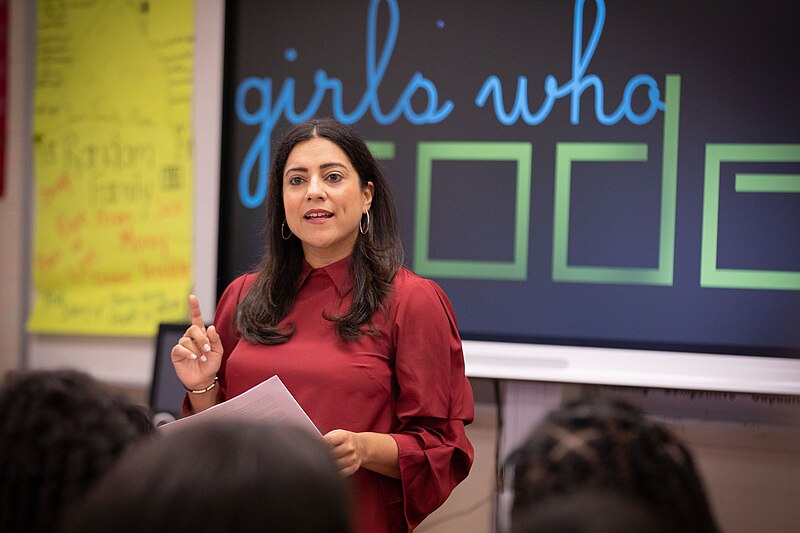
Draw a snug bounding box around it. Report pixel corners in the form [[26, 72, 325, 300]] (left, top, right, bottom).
[[28, 0, 195, 336]]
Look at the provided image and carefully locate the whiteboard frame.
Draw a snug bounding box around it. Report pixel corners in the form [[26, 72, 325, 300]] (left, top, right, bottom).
[[464, 340, 800, 395]]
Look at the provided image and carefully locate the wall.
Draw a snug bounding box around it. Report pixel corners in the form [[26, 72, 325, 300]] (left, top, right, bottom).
[[0, 0, 32, 376]]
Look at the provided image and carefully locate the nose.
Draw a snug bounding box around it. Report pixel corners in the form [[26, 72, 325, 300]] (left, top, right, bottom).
[[306, 175, 326, 200]]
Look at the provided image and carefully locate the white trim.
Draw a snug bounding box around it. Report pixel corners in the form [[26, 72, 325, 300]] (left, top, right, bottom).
[[193, 0, 225, 319], [463, 340, 800, 395]]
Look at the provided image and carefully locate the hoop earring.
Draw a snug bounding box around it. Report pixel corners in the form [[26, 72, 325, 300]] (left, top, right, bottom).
[[281, 219, 292, 240], [359, 211, 370, 235]]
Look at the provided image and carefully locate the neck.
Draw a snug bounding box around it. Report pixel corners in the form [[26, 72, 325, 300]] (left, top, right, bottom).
[[302, 249, 352, 269]]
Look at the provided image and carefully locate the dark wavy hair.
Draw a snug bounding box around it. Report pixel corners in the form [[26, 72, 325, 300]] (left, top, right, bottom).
[[507, 399, 720, 533], [61, 420, 353, 533], [0, 369, 153, 533], [237, 117, 404, 344]]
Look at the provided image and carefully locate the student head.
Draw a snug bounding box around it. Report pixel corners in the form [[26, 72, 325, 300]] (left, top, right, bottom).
[[511, 490, 674, 533], [61, 420, 354, 533], [507, 399, 719, 533], [0, 369, 154, 533]]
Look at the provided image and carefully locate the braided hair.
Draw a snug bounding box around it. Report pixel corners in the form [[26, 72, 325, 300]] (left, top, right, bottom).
[[507, 399, 720, 533]]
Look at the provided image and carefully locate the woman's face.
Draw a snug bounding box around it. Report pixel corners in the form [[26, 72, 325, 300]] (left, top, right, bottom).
[[282, 137, 373, 268]]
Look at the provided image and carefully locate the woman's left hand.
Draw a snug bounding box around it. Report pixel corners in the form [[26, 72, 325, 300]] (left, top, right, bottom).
[[323, 429, 364, 477], [323, 429, 401, 479]]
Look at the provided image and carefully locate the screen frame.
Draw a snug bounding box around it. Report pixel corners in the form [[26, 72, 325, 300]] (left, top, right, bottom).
[[213, 0, 800, 397], [464, 340, 800, 395], [149, 322, 191, 418]]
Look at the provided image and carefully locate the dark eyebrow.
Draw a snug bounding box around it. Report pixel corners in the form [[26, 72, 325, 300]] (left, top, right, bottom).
[[320, 162, 348, 171], [284, 165, 307, 176], [284, 162, 348, 177]]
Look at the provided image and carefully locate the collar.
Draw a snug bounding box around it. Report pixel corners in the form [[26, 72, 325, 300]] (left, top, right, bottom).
[[297, 255, 354, 297]]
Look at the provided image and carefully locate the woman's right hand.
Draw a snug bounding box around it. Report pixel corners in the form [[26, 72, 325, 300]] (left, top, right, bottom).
[[170, 294, 223, 392]]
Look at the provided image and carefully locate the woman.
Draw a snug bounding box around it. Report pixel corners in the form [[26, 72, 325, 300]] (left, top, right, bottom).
[[171, 118, 474, 533]]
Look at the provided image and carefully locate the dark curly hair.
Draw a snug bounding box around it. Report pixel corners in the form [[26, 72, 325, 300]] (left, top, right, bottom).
[[0, 369, 154, 533], [236, 117, 404, 344], [507, 399, 720, 533]]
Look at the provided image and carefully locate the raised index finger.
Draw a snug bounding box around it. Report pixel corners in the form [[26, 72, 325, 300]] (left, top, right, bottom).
[[188, 294, 206, 331]]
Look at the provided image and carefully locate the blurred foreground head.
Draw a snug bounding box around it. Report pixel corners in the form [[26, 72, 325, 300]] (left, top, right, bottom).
[[62, 419, 354, 533], [511, 489, 674, 533], [0, 369, 153, 533], [507, 399, 719, 533]]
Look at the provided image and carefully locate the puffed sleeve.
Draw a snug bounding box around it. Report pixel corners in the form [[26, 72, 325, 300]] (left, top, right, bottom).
[[389, 273, 475, 531]]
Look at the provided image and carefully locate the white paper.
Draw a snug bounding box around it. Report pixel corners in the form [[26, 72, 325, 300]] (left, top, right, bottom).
[[158, 375, 320, 436]]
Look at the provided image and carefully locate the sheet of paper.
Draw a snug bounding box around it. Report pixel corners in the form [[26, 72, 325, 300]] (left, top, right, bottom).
[[158, 375, 320, 436]]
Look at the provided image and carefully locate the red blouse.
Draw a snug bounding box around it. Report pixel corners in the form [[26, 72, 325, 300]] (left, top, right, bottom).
[[210, 257, 474, 533]]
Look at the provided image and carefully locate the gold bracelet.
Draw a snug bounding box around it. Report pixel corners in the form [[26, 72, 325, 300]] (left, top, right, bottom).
[[185, 376, 218, 394]]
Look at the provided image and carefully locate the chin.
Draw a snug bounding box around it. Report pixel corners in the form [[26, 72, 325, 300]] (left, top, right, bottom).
[[302, 237, 356, 257]]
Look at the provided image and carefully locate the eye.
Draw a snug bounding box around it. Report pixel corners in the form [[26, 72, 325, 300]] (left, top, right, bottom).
[[287, 176, 304, 186], [325, 172, 343, 183]]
